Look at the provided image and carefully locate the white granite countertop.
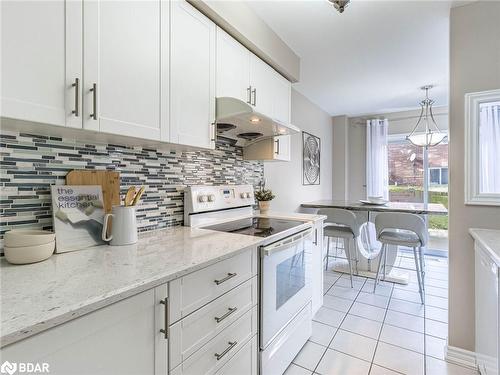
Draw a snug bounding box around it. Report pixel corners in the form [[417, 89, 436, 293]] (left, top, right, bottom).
[[256, 211, 327, 223], [470, 228, 500, 266], [0, 226, 263, 348]]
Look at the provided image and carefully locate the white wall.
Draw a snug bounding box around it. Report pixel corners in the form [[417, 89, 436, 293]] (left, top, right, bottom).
[[347, 106, 449, 201], [264, 88, 333, 212], [448, 1, 500, 352]]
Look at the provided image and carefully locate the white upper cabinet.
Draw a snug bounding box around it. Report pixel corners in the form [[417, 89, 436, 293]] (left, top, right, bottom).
[[170, 0, 216, 150], [249, 54, 275, 119], [216, 28, 292, 125], [83, 0, 168, 141], [272, 73, 292, 125], [216, 28, 251, 104], [1, 0, 82, 128]]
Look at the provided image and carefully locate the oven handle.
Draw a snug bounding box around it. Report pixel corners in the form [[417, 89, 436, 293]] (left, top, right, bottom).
[[261, 228, 313, 257]]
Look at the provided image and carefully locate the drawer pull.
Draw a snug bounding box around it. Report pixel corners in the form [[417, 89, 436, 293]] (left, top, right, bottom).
[[214, 307, 237, 323], [159, 297, 168, 339], [214, 272, 237, 285], [214, 341, 237, 361]]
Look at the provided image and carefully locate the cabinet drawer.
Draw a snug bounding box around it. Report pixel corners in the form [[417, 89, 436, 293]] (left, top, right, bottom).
[[169, 277, 257, 369], [215, 335, 258, 375], [170, 306, 257, 375], [169, 247, 256, 322]]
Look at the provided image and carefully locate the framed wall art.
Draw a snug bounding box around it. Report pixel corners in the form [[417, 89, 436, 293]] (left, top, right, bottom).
[[302, 131, 321, 185]]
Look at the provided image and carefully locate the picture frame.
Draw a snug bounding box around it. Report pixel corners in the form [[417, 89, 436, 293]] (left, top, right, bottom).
[[302, 131, 321, 185]]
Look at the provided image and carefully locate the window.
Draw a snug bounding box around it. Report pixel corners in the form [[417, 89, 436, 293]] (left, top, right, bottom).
[[429, 167, 448, 185]]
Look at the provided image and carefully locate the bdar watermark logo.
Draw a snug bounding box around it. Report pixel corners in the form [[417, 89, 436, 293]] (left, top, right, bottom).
[[0, 362, 17, 375], [0, 361, 49, 374]]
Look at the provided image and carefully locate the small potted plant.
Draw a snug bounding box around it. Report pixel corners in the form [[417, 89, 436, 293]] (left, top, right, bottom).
[[254, 188, 275, 214]]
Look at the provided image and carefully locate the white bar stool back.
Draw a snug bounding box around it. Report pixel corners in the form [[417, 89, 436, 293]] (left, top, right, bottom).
[[319, 208, 361, 288], [374, 212, 428, 303]]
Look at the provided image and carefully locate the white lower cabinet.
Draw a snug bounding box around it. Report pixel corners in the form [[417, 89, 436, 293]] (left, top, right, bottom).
[[170, 306, 258, 375], [1, 287, 167, 375], [475, 241, 499, 375], [169, 277, 258, 369], [311, 220, 324, 315], [215, 336, 258, 375]]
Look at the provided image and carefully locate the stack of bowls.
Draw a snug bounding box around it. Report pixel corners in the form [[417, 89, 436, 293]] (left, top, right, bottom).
[[4, 230, 56, 264]]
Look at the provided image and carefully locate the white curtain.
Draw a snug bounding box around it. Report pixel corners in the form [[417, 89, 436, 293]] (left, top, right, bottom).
[[366, 119, 389, 199], [479, 101, 500, 193]]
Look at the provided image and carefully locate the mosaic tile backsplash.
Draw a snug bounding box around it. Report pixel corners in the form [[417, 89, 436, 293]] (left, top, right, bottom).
[[0, 130, 264, 251]]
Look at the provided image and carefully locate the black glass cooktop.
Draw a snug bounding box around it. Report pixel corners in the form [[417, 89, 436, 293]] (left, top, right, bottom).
[[204, 217, 304, 238]]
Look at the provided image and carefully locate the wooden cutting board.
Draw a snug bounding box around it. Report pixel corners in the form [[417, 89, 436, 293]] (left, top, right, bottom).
[[66, 170, 121, 214]]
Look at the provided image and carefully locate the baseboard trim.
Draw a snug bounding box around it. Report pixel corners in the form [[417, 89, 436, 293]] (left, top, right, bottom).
[[445, 343, 477, 370]]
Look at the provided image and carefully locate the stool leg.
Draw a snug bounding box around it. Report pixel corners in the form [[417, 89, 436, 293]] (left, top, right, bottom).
[[345, 238, 354, 288], [382, 243, 388, 282], [324, 236, 330, 271], [413, 246, 424, 304], [419, 246, 425, 290], [374, 244, 386, 293], [353, 237, 359, 275]]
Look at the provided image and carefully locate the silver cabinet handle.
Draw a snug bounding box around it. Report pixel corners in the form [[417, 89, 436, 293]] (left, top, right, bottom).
[[246, 86, 252, 104], [251, 88, 256, 106], [313, 228, 318, 245], [274, 138, 280, 155], [214, 341, 237, 361], [159, 297, 168, 339], [90, 83, 97, 120], [214, 272, 237, 285], [214, 307, 237, 323], [211, 122, 216, 143], [71, 78, 79, 117]]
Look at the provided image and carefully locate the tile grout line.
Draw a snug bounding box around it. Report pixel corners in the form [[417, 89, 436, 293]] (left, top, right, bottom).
[[311, 275, 369, 374], [368, 280, 395, 374]]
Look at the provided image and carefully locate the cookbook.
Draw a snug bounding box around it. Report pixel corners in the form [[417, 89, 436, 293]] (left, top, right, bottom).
[[51, 185, 105, 253]]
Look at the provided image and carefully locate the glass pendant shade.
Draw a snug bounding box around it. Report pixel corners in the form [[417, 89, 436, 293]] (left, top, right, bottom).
[[406, 86, 447, 147]]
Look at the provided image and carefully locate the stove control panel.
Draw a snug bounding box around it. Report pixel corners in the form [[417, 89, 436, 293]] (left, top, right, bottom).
[[185, 184, 256, 215]]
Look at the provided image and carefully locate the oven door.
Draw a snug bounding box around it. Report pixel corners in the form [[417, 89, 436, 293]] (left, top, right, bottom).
[[260, 228, 313, 349]]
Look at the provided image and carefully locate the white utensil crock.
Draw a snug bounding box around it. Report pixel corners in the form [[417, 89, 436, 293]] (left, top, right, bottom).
[[102, 206, 138, 246]]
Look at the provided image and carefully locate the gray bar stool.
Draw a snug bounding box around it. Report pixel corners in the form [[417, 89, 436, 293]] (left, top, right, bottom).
[[319, 208, 361, 288], [373, 212, 427, 303]]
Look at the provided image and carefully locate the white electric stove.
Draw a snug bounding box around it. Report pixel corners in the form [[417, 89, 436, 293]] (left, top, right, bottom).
[[184, 185, 313, 375]]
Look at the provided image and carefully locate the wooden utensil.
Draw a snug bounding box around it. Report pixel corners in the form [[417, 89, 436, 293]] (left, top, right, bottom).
[[124, 186, 136, 206], [131, 186, 145, 206], [66, 170, 120, 214]]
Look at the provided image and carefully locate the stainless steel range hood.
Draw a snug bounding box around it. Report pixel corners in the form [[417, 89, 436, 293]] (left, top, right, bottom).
[[215, 97, 300, 146]]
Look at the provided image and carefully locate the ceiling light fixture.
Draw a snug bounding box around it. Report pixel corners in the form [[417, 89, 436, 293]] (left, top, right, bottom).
[[328, 0, 350, 13], [250, 117, 261, 123], [406, 85, 447, 148]]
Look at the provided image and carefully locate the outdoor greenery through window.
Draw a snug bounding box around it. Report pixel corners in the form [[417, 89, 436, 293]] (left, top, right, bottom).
[[388, 137, 448, 252]]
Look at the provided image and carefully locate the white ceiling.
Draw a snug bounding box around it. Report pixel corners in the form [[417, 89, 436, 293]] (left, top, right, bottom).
[[246, 0, 451, 116]]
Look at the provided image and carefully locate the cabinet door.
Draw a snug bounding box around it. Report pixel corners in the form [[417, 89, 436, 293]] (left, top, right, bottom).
[[311, 221, 324, 315], [272, 73, 291, 124], [1, 290, 158, 375], [216, 28, 251, 103], [170, 0, 216, 150], [1, 0, 82, 128], [273, 136, 291, 161], [249, 54, 274, 118], [84, 0, 168, 141], [155, 284, 169, 375]]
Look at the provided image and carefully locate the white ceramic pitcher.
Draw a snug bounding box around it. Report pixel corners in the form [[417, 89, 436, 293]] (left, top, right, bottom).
[[102, 206, 138, 246]]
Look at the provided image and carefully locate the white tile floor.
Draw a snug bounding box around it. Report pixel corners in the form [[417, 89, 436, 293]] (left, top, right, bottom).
[[285, 254, 479, 375]]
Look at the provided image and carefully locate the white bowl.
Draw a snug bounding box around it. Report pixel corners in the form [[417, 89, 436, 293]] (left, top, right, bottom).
[[4, 241, 55, 265], [4, 230, 55, 248]]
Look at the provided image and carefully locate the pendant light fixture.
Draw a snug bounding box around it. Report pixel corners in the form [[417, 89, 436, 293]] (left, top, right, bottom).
[[328, 0, 350, 13], [406, 85, 447, 147]]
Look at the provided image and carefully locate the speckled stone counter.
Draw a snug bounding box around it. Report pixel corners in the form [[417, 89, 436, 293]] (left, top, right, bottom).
[[0, 227, 263, 347]]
